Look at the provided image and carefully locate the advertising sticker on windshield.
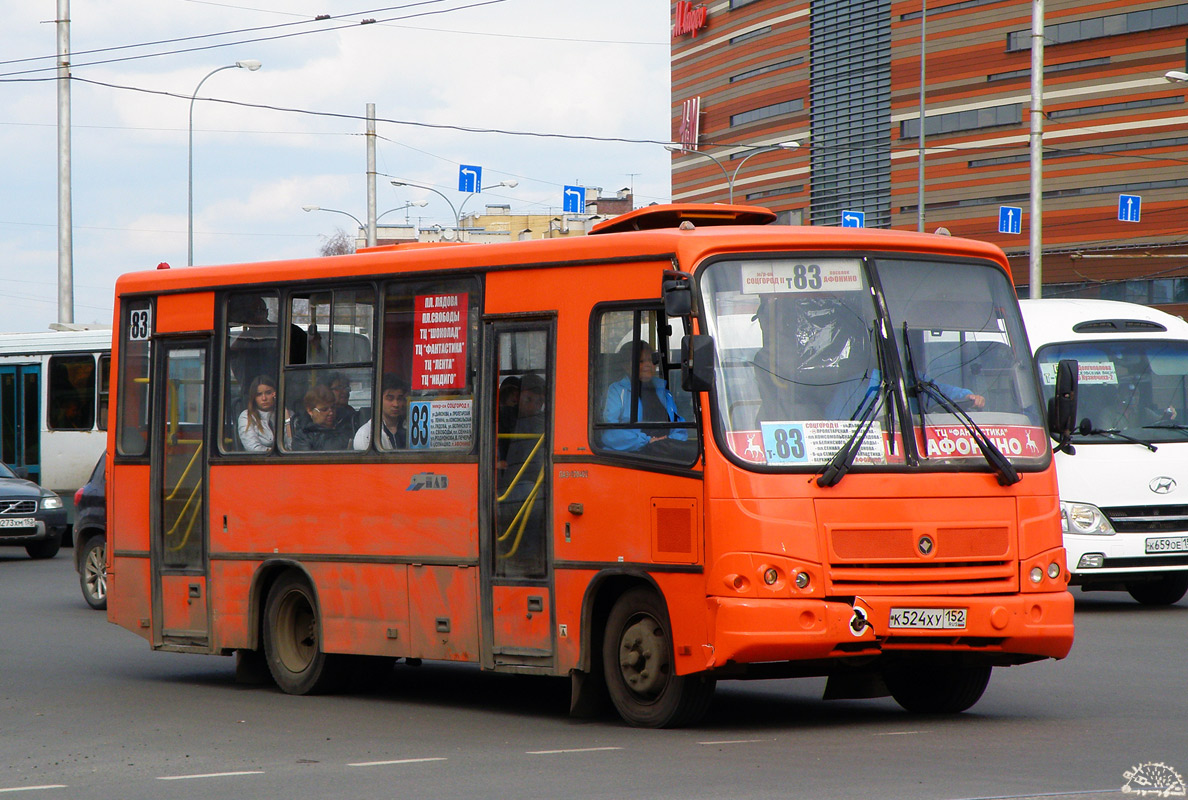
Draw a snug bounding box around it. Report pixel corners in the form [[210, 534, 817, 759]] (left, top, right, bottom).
[[741, 260, 864, 294], [1040, 360, 1117, 385]]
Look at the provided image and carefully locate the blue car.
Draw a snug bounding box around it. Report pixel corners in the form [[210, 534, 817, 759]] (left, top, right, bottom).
[[0, 462, 67, 559]]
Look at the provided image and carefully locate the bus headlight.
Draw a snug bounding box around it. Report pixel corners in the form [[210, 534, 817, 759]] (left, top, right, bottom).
[[40, 495, 64, 510], [1060, 502, 1115, 535]]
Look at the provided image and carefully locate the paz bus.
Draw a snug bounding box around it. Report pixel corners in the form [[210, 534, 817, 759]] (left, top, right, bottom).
[[1022, 298, 1188, 606], [105, 204, 1075, 727], [0, 327, 111, 536]]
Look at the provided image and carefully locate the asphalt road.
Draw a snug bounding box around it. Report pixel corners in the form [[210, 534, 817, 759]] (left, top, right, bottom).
[[2, 551, 1185, 800]]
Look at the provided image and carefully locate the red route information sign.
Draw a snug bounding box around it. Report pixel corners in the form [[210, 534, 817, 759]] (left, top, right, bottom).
[[413, 292, 468, 390]]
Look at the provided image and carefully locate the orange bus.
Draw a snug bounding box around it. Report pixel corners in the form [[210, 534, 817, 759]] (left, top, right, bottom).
[[106, 204, 1075, 727]]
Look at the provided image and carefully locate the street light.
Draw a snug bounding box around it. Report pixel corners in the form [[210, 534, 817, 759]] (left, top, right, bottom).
[[665, 145, 730, 201], [457, 180, 519, 223], [1166, 70, 1188, 83], [188, 59, 262, 266], [302, 205, 364, 230], [728, 142, 799, 204], [377, 200, 428, 224], [390, 180, 459, 231]]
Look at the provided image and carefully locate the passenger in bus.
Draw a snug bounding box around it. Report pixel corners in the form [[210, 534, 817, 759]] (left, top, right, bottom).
[[237, 375, 284, 452], [601, 342, 689, 454], [325, 372, 358, 434], [353, 374, 409, 450], [291, 384, 352, 451], [498, 372, 547, 576], [496, 375, 521, 470]]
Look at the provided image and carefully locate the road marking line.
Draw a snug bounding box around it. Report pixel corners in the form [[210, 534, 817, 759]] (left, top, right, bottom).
[[526, 746, 623, 755], [874, 731, 928, 736], [0, 786, 68, 794], [349, 758, 448, 767], [157, 771, 264, 781], [698, 739, 767, 745]]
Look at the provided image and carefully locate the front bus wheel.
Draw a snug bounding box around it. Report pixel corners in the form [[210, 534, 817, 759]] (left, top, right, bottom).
[[883, 661, 992, 714], [602, 587, 715, 728], [263, 572, 341, 695]]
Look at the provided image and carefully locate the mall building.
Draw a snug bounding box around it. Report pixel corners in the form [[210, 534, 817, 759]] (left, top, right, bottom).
[[671, 0, 1188, 312]]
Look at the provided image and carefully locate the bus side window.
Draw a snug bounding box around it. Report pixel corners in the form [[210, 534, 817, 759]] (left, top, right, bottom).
[[47, 354, 96, 430], [116, 298, 152, 457], [97, 354, 111, 431], [224, 292, 280, 452]]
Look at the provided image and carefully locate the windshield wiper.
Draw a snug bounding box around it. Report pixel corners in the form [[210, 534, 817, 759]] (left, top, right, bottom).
[[900, 324, 1019, 486], [1080, 421, 1157, 451], [818, 384, 887, 487], [916, 380, 1021, 485], [1142, 423, 1188, 437]]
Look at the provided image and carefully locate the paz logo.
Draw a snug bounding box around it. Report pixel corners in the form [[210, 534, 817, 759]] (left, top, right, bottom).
[[1150, 476, 1177, 495], [1121, 762, 1186, 796], [917, 535, 934, 556], [407, 473, 448, 491]]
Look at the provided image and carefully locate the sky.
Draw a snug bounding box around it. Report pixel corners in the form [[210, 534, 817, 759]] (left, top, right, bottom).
[[0, 0, 673, 332]]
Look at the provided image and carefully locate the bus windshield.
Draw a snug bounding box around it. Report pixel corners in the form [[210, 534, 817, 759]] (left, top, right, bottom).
[[1034, 339, 1188, 446], [701, 255, 1047, 471]]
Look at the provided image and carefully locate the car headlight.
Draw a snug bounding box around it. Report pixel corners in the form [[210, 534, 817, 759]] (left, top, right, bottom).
[[1061, 501, 1115, 535], [40, 495, 64, 510]]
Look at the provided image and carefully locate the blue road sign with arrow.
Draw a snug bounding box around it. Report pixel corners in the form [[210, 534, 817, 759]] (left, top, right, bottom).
[[458, 165, 481, 193], [998, 206, 1022, 235], [840, 210, 864, 228], [563, 185, 585, 214], [1118, 194, 1141, 223]]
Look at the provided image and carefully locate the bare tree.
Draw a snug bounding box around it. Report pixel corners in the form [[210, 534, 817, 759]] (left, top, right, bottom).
[[319, 227, 355, 257]]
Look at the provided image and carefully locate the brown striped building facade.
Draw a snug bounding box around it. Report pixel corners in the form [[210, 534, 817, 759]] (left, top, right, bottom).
[[671, 0, 1188, 312]]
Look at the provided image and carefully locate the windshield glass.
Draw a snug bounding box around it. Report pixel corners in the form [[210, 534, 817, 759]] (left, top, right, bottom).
[[1034, 339, 1188, 445], [700, 255, 1047, 471]]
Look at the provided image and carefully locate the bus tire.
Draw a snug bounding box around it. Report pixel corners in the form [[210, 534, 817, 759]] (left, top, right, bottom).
[[26, 531, 61, 560], [79, 535, 107, 609], [883, 662, 992, 714], [1126, 573, 1188, 606], [602, 587, 715, 728], [263, 572, 340, 695]]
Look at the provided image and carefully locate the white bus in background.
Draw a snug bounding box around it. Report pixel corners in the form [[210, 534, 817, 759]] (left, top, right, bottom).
[[1021, 299, 1188, 605], [0, 327, 112, 540]]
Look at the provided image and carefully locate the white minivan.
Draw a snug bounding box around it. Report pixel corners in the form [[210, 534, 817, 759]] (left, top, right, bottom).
[[1021, 298, 1188, 605]]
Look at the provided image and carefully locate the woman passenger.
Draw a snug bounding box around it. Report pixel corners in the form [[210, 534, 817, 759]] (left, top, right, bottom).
[[291, 384, 352, 451], [237, 375, 280, 452]]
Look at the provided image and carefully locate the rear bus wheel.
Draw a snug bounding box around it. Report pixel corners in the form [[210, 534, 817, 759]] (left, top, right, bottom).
[[263, 572, 340, 694], [884, 662, 992, 714], [602, 587, 715, 728]]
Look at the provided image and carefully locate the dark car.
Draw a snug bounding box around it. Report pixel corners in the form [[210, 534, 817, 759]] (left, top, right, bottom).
[[73, 452, 107, 609], [0, 462, 68, 559]]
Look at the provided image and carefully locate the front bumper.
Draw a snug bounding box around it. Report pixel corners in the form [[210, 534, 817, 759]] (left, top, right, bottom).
[[0, 510, 68, 545], [1066, 531, 1188, 583], [705, 590, 1074, 669]]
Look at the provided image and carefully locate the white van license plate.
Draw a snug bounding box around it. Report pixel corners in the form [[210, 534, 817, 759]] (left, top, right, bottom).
[[1145, 536, 1188, 554], [0, 518, 35, 529], [888, 608, 966, 630]]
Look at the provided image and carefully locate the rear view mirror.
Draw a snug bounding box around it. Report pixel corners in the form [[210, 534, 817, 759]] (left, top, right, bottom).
[[662, 270, 693, 318], [1048, 358, 1078, 453], [681, 334, 714, 393]]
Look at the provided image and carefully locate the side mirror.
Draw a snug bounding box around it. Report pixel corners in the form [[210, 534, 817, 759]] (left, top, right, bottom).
[[1048, 358, 1078, 453], [681, 334, 715, 393], [661, 270, 693, 318]]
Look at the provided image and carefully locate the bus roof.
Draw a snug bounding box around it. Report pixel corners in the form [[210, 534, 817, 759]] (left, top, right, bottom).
[[0, 327, 113, 356], [114, 205, 1013, 297], [1020, 298, 1188, 349]]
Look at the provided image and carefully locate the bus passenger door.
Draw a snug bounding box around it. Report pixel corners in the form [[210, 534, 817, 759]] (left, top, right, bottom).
[[0, 364, 41, 483], [150, 341, 210, 649], [481, 320, 555, 671]]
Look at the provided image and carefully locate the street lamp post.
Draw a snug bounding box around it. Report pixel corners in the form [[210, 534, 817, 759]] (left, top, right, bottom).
[[302, 205, 365, 230], [728, 142, 799, 204], [377, 200, 428, 224], [456, 180, 519, 224], [188, 59, 261, 266], [665, 145, 730, 201], [390, 180, 459, 231]]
